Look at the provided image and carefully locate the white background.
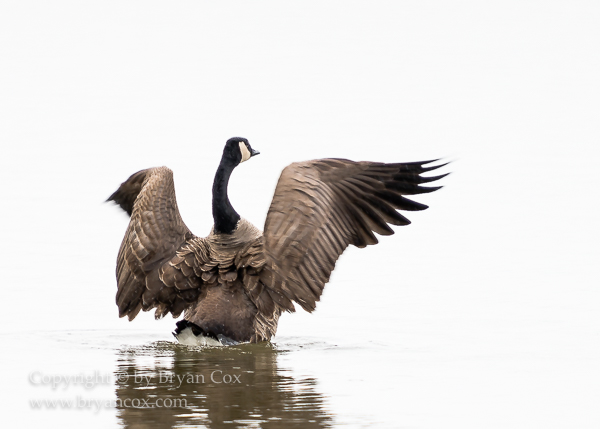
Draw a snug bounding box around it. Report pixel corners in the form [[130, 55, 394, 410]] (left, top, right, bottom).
[[1, 1, 599, 428]]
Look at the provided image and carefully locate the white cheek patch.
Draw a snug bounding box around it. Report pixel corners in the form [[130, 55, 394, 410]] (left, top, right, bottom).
[[239, 142, 251, 162]]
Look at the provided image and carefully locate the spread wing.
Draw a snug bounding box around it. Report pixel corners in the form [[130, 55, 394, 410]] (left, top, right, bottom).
[[262, 158, 447, 312], [108, 167, 205, 320]]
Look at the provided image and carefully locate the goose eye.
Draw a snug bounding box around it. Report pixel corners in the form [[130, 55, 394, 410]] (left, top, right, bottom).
[[239, 142, 251, 162]]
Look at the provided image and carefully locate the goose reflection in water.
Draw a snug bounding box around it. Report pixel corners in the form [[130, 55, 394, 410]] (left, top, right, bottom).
[[114, 342, 333, 428]]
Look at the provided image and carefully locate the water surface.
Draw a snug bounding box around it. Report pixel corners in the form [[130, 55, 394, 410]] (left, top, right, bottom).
[[114, 340, 333, 428]]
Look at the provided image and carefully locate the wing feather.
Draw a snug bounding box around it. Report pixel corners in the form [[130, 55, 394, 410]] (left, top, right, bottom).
[[262, 158, 447, 312], [108, 167, 206, 320]]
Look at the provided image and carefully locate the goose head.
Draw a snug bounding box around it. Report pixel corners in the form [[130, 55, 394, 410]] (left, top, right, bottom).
[[222, 137, 260, 166]]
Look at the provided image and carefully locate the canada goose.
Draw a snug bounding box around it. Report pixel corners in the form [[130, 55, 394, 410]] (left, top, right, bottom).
[[108, 137, 447, 345]]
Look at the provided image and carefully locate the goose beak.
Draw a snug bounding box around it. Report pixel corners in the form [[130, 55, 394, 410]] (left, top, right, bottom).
[[250, 148, 260, 157]]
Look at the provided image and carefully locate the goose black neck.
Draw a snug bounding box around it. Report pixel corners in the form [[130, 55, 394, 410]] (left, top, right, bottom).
[[212, 159, 240, 234]]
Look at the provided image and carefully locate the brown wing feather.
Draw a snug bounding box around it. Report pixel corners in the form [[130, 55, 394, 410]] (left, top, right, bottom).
[[262, 158, 447, 312], [107, 169, 148, 216], [235, 237, 295, 316], [109, 167, 205, 320]]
